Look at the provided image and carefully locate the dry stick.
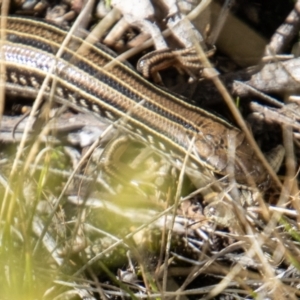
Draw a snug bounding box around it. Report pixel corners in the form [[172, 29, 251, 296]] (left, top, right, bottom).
[[234, 58, 300, 97], [265, 0, 300, 55], [250, 102, 300, 132], [233, 81, 284, 107], [103, 0, 212, 70], [75, 7, 122, 57], [266, 125, 298, 227]]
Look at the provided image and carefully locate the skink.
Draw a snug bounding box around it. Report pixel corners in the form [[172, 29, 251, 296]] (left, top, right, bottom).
[[1, 16, 267, 186]]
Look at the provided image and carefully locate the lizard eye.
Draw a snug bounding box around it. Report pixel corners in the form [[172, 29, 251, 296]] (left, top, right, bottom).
[[138, 60, 145, 68]]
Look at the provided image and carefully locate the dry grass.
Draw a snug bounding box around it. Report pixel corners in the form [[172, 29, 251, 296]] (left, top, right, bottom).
[[0, 0, 300, 299]]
